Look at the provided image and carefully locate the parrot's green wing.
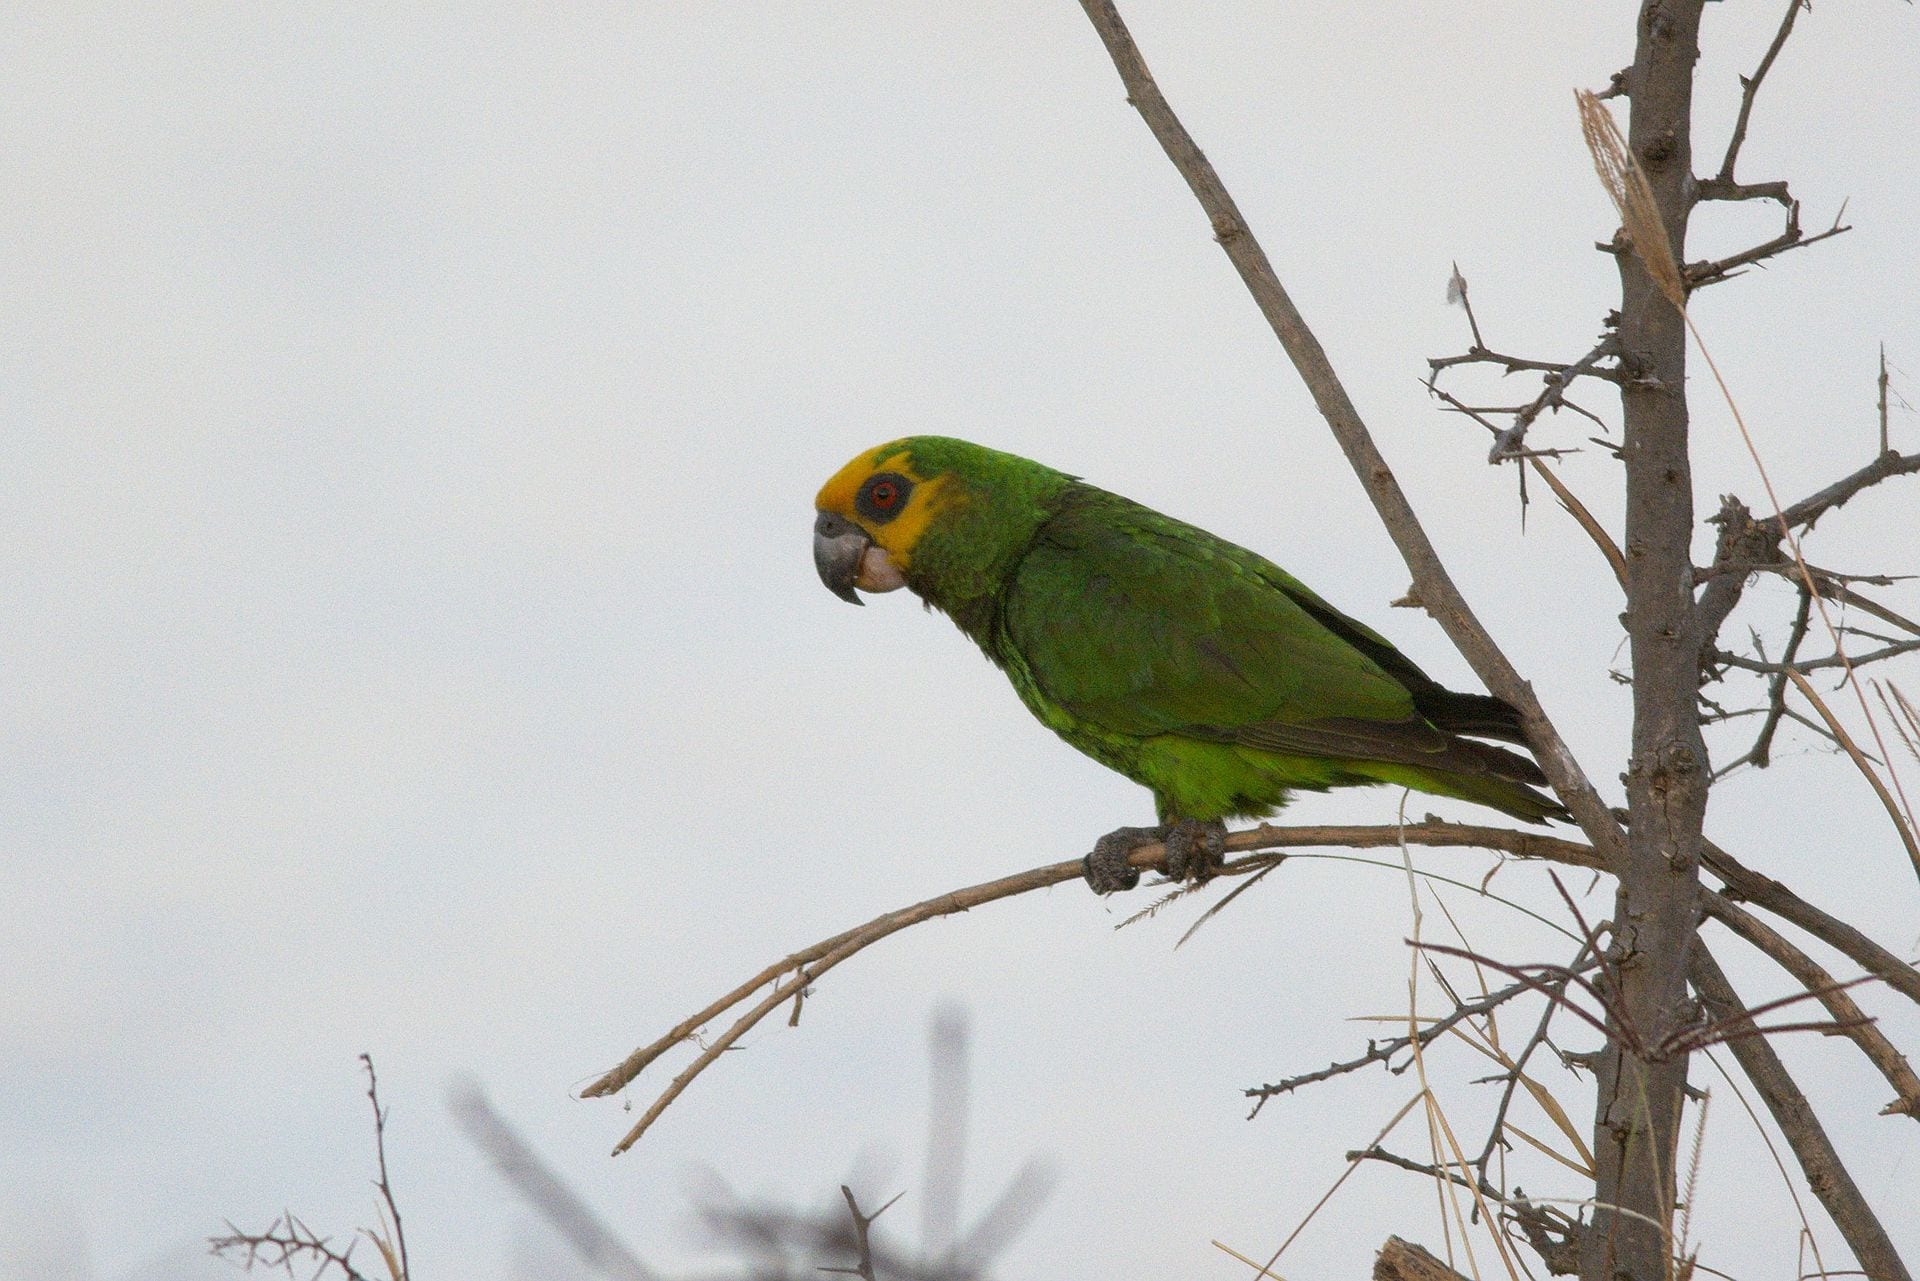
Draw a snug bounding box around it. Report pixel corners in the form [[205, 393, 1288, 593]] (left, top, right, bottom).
[[1001, 493, 1505, 772]]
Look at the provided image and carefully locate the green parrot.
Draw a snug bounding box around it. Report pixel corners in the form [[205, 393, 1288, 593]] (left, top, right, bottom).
[[813, 436, 1566, 892]]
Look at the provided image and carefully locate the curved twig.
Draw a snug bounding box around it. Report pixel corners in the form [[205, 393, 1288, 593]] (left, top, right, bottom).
[[583, 821, 1600, 1142], [583, 819, 1919, 1156]]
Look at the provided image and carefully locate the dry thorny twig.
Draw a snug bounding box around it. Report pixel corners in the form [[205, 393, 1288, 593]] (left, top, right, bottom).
[[212, 1055, 410, 1281]]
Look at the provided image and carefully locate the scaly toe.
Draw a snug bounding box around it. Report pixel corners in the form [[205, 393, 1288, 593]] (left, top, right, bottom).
[[1162, 819, 1227, 883], [1083, 825, 1162, 894]]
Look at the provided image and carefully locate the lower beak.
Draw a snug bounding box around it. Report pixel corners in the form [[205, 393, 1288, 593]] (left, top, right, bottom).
[[814, 511, 871, 605]]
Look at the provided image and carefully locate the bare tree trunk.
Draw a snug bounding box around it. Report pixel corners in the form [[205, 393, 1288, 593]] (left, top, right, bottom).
[[1581, 4, 1710, 1279]]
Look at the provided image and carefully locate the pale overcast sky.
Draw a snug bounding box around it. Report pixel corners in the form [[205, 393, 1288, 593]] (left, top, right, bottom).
[[4, 5, 1917, 1280]]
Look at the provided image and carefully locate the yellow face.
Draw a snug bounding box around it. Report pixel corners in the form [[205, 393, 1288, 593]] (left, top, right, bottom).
[[813, 441, 959, 571]]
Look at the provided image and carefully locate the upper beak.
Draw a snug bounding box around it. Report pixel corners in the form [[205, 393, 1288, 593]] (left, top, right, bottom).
[[813, 510, 870, 605]]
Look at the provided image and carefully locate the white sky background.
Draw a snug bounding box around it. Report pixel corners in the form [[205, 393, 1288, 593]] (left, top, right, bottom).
[[3, 4, 1918, 1279]]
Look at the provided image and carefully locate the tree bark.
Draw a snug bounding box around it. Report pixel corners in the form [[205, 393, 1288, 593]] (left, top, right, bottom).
[[1581, 5, 1710, 1280], [1375, 1236, 1473, 1281]]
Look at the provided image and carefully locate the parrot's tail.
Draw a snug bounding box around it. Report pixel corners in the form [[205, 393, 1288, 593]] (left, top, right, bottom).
[[1357, 742, 1571, 825], [1411, 685, 1532, 746], [1414, 767, 1571, 825]]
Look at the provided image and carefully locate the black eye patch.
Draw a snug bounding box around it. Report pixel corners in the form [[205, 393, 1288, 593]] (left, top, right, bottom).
[[856, 471, 914, 524]]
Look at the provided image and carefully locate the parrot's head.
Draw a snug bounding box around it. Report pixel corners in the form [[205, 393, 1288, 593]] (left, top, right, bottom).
[[813, 436, 1071, 619]]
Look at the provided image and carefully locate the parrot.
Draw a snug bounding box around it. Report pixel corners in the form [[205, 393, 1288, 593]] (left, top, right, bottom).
[[812, 436, 1567, 893]]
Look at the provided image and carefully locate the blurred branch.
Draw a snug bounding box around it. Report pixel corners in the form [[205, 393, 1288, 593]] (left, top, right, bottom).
[[449, 1080, 656, 1281]]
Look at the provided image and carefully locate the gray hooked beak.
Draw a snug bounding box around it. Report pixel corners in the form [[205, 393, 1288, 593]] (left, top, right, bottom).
[[813, 510, 870, 605]]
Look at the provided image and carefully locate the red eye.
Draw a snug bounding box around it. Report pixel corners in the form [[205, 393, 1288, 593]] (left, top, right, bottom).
[[856, 470, 913, 523]]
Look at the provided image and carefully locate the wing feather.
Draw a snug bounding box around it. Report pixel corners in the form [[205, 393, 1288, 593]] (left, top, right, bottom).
[[1003, 494, 1428, 750]]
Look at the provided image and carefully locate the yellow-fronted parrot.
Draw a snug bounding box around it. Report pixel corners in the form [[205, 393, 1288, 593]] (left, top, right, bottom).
[[813, 436, 1565, 892]]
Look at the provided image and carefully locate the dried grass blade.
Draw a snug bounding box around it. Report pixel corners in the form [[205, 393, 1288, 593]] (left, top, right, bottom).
[[1505, 1122, 1597, 1179], [1576, 90, 1685, 310]]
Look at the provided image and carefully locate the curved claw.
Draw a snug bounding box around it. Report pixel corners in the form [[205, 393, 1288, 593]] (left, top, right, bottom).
[[1083, 825, 1160, 894], [1162, 819, 1227, 884]]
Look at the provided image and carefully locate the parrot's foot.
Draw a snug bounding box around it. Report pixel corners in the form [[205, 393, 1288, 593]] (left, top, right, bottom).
[[1083, 826, 1160, 894], [1081, 819, 1228, 893], [1162, 818, 1227, 884]]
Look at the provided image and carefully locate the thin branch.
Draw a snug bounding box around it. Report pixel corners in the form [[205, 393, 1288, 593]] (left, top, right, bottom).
[[1428, 276, 1624, 482], [583, 820, 1609, 1150], [1701, 836, 1920, 1009], [1471, 943, 1597, 1186], [821, 1187, 903, 1281], [1695, 442, 1920, 682], [1712, 563, 1920, 646], [1422, 379, 1628, 588], [1880, 345, 1892, 456], [1244, 962, 1594, 1111], [359, 1055, 408, 1281], [1704, 901, 1920, 1119], [581, 820, 1920, 1154], [1413, 936, 1876, 1064], [1485, 336, 1622, 463], [210, 1214, 374, 1281], [1349, 1152, 1586, 1273], [1709, 637, 1920, 675], [1712, 0, 1807, 185], [1684, 205, 1852, 289], [1689, 948, 1914, 1281], [1353, 1145, 1498, 1199], [1428, 342, 1623, 386], [1070, 0, 1624, 864], [1781, 448, 1920, 531], [1449, 263, 1485, 348], [1711, 585, 1813, 779], [1697, 562, 1912, 587], [1824, 583, 1920, 641]]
